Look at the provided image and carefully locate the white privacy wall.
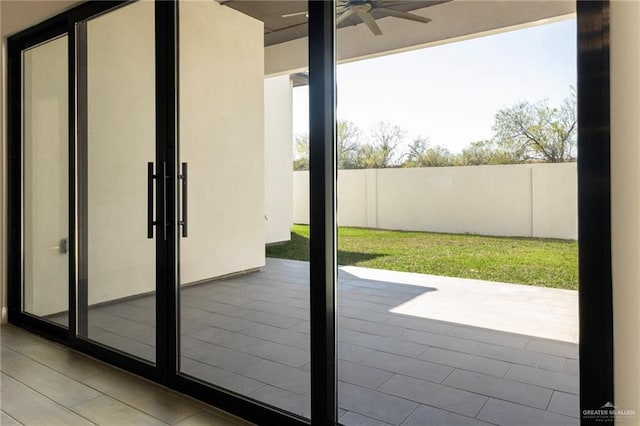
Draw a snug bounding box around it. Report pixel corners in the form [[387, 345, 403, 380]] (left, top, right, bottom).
[[294, 163, 577, 239], [264, 75, 293, 244]]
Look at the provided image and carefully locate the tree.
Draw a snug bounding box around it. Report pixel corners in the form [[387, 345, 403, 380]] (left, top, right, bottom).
[[403, 137, 453, 167], [492, 90, 577, 163], [293, 133, 309, 170], [456, 140, 521, 166], [293, 121, 365, 170], [337, 120, 363, 169], [355, 121, 406, 168]]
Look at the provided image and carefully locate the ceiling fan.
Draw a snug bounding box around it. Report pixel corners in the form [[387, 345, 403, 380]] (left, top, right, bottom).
[[282, 0, 432, 36]]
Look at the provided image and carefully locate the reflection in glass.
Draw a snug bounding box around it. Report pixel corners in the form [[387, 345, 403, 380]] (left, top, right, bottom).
[[23, 35, 69, 327], [81, 1, 156, 362], [177, 0, 310, 418]]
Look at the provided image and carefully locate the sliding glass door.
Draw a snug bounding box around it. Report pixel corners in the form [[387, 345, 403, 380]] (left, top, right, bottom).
[[75, 1, 158, 363], [176, 0, 311, 419], [6, 1, 612, 425]]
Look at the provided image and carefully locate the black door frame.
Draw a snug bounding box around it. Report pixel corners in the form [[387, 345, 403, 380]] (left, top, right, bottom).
[[6, 1, 613, 425], [577, 1, 614, 422]]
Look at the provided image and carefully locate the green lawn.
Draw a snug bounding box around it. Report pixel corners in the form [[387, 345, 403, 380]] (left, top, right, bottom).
[[266, 224, 578, 290]]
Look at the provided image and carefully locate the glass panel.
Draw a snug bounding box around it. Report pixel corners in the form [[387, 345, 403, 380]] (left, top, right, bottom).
[[23, 35, 69, 326], [335, 3, 579, 425], [80, 1, 156, 362], [177, 0, 310, 418]]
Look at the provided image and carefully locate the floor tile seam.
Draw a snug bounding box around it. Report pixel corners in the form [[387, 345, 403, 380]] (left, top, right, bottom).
[[503, 370, 580, 395], [180, 351, 273, 372], [445, 332, 530, 351], [417, 346, 536, 377], [245, 378, 310, 398], [522, 346, 579, 360], [1, 372, 101, 426], [387, 324, 458, 342], [439, 374, 556, 412], [80, 360, 217, 409], [480, 396, 579, 422], [340, 412, 393, 426], [0, 359, 103, 405], [87, 391, 178, 425], [230, 344, 310, 366], [227, 358, 312, 393], [0, 343, 104, 383], [474, 395, 494, 422], [0, 409, 26, 426], [171, 409, 250, 426], [411, 358, 514, 380], [369, 376, 490, 424], [395, 402, 421, 426], [169, 411, 206, 426], [355, 360, 452, 387], [231, 326, 310, 347], [77, 377, 195, 425], [338, 295, 397, 308], [88, 324, 155, 345], [187, 330, 306, 353], [236, 304, 308, 321], [438, 364, 457, 385], [545, 394, 580, 420], [356, 348, 517, 383], [93, 307, 156, 326], [342, 342, 427, 359], [462, 344, 570, 368], [373, 371, 485, 401], [544, 389, 555, 411]]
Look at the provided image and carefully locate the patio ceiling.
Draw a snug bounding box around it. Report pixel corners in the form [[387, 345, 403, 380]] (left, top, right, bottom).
[[218, 0, 448, 46], [226, 0, 577, 76]]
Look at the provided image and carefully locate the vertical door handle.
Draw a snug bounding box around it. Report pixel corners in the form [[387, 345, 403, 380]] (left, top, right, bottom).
[[147, 162, 155, 238], [162, 161, 168, 241], [180, 162, 188, 237]]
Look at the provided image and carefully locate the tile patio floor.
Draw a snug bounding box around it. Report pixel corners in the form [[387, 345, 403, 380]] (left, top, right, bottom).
[[50, 258, 579, 426]]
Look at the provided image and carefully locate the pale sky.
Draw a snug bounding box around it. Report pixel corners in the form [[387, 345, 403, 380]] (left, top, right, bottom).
[[293, 18, 576, 154]]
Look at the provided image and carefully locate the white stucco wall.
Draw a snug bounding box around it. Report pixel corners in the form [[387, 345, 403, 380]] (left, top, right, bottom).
[[178, 0, 265, 285], [294, 163, 577, 239], [264, 75, 293, 244], [85, 0, 157, 306], [611, 0, 640, 421]]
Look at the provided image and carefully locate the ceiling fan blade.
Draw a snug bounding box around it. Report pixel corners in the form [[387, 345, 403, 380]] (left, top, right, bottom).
[[376, 7, 432, 24], [337, 8, 356, 24], [355, 10, 383, 35]]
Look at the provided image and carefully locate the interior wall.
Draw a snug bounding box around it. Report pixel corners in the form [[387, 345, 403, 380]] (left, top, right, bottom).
[[179, 0, 265, 284], [610, 0, 640, 420], [264, 75, 293, 244]]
